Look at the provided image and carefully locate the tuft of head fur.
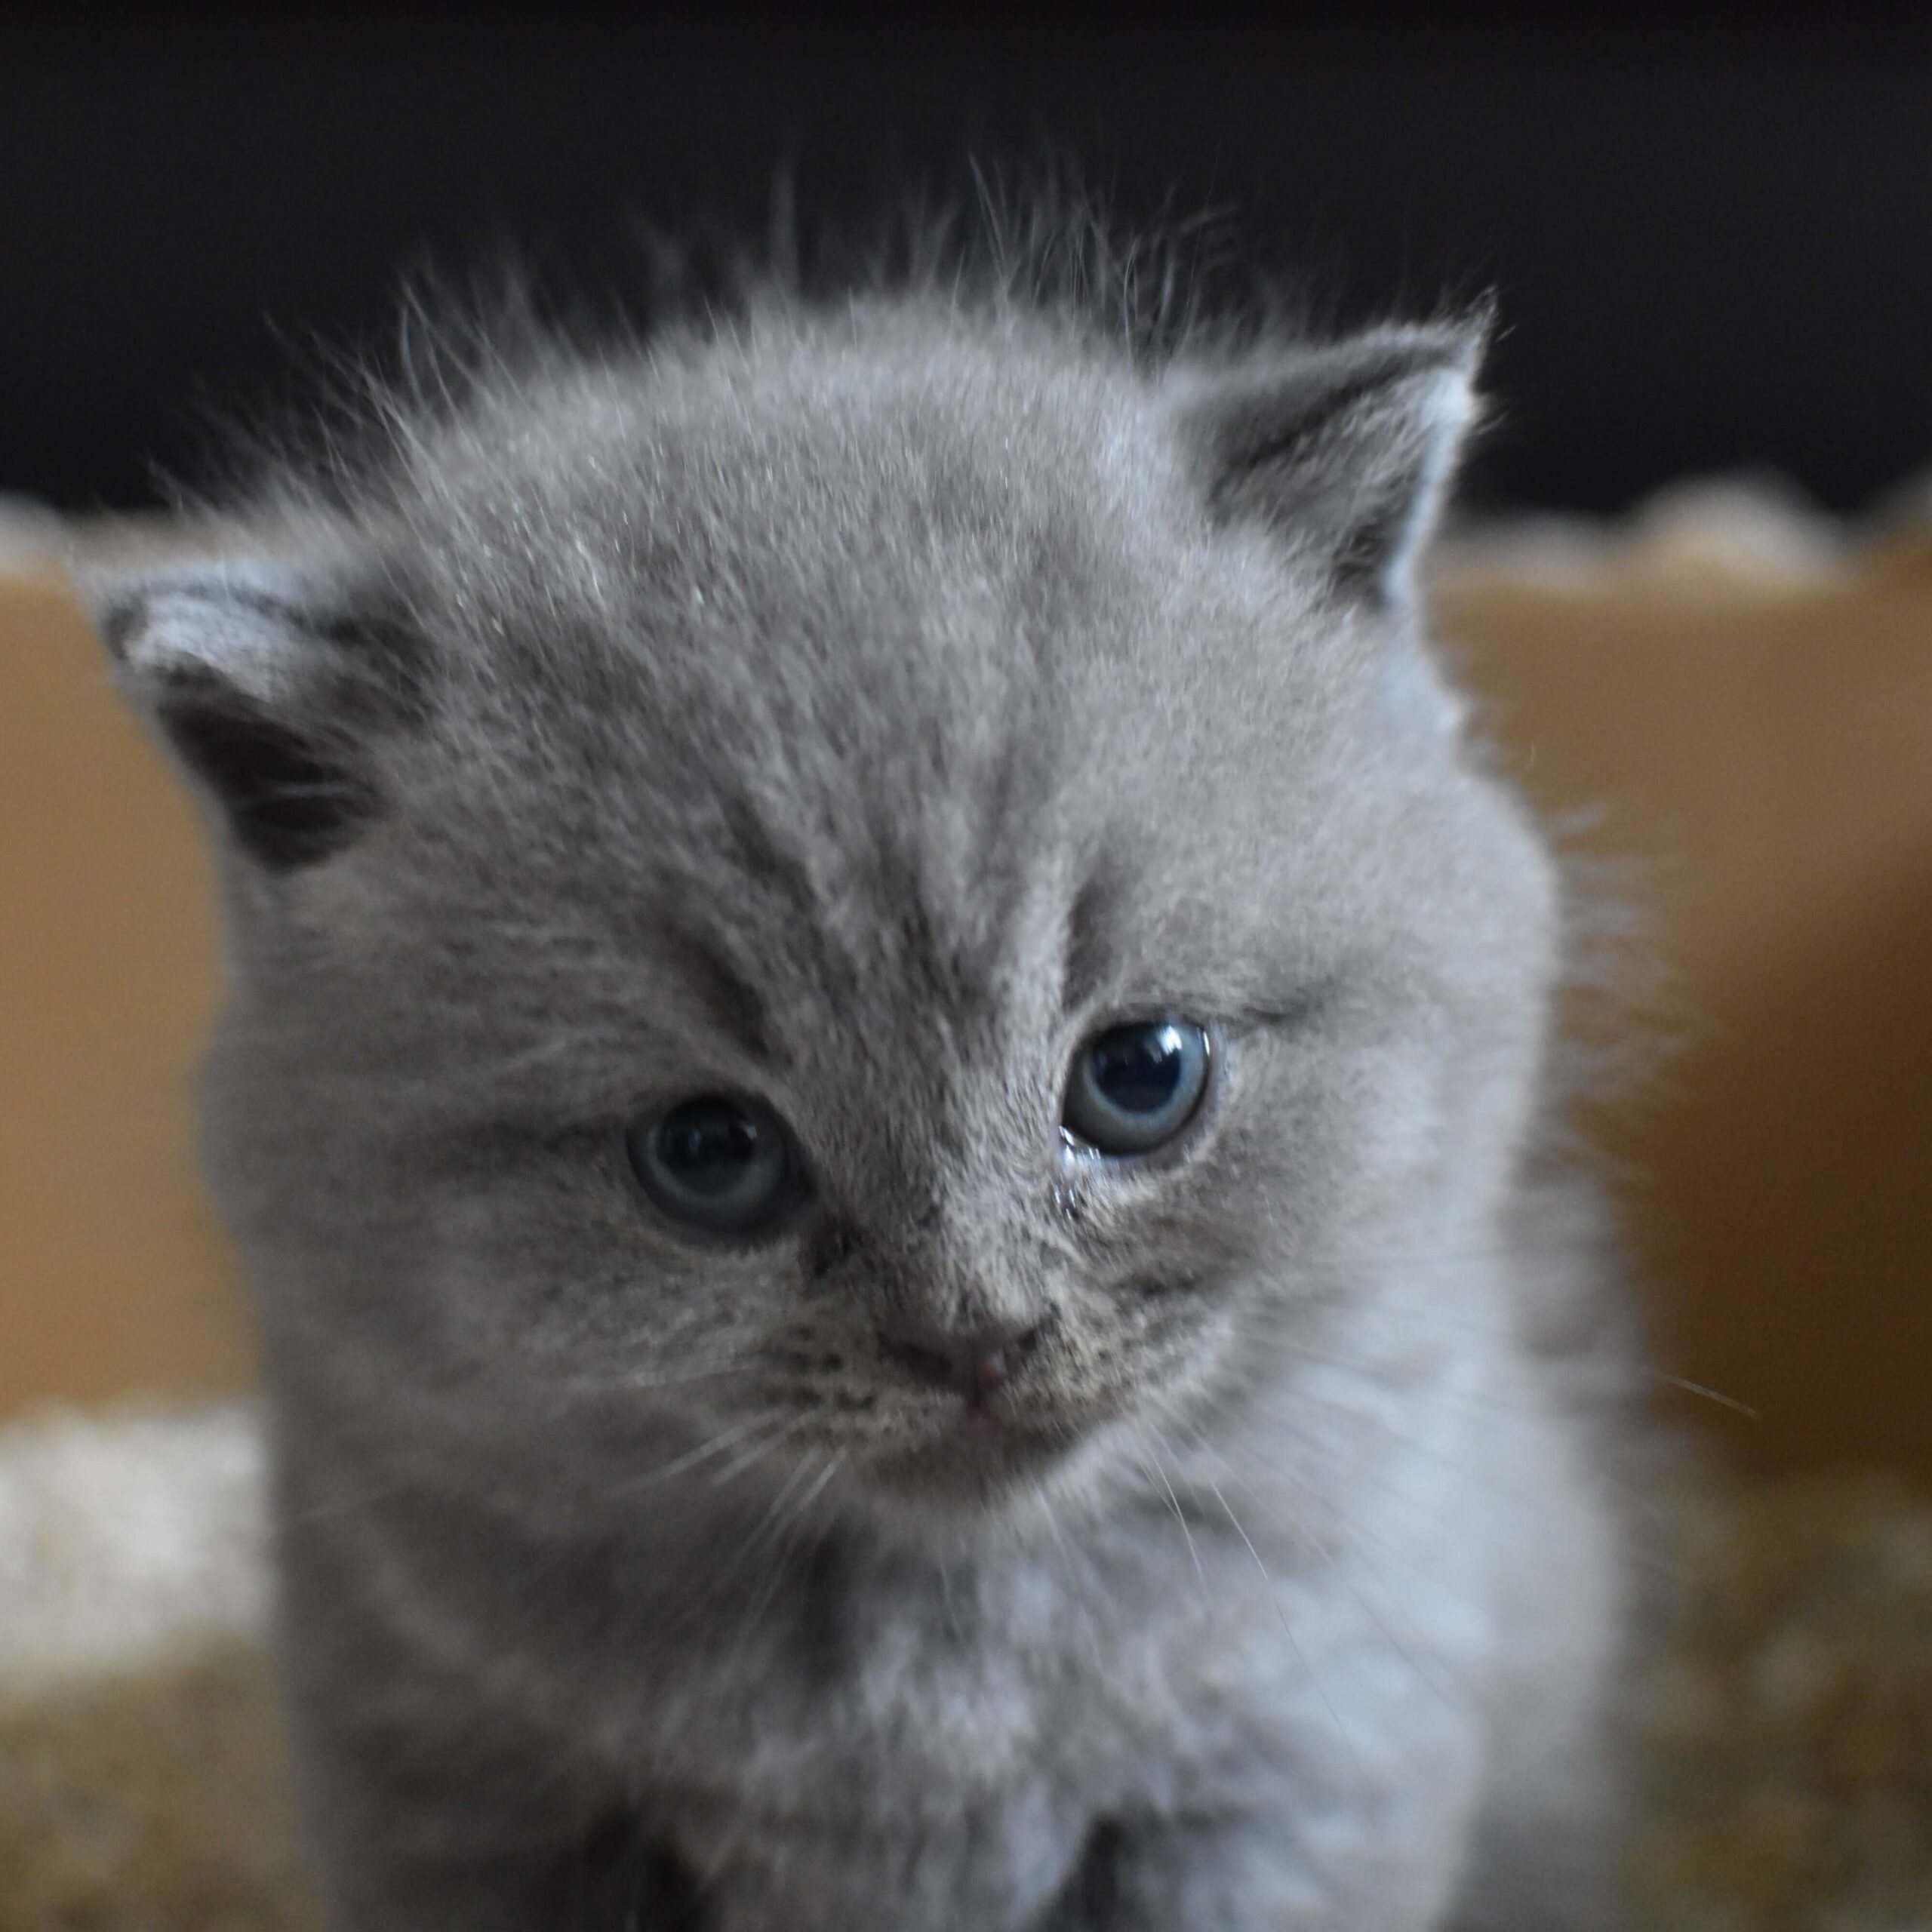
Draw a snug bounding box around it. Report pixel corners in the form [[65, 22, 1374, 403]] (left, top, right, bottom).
[[180, 184, 1484, 537]]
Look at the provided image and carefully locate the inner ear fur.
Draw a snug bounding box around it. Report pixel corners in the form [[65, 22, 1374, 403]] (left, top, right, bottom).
[[87, 558, 430, 871], [1170, 318, 1487, 605]]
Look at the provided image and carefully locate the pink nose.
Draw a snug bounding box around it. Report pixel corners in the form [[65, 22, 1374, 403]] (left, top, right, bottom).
[[878, 1317, 1048, 1404]]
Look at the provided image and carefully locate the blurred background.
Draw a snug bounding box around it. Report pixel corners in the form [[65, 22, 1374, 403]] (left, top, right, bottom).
[[6, 5, 1930, 1476], [8, 11, 1932, 520], [3, 11, 1932, 1926], [2, 17, 1930, 1454]]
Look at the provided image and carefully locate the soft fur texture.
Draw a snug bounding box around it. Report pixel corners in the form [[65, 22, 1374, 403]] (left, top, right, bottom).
[[85, 263, 1641, 1930]]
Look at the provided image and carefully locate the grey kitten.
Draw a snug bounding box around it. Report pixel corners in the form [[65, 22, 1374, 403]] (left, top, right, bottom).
[[87, 260, 1641, 1930]]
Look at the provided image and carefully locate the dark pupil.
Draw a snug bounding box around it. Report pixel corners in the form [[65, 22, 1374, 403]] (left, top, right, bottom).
[[1090, 1023, 1185, 1115], [655, 1103, 761, 1198]]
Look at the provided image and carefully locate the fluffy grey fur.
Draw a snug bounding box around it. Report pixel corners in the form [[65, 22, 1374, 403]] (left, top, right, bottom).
[[88, 262, 1641, 1930]]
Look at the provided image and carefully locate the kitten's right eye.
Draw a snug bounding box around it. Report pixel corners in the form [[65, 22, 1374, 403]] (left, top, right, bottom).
[[1061, 1018, 1213, 1156], [625, 1095, 795, 1236]]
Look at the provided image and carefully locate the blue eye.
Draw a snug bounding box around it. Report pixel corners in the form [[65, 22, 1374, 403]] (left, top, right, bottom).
[[1062, 1020, 1213, 1156], [626, 1095, 795, 1235]]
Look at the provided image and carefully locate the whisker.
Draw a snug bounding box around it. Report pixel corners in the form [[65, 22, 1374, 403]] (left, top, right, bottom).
[[1156, 1403, 1475, 1713], [1241, 1328, 1565, 1439], [1654, 1374, 1760, 1421], [549, 1357, 755, 1400], [706, 1450, 823, 1599], [937, 1556, 966, 1644], [1037, 1491, 1109, 1677], [706, 1411, 814, 1487], [723, 1450, 847, 1672], [281, 1481, 411, 1528], [1245, 1378, 1545, 1517], [1139, 1429, 1207, 1588], [607, 1411, 785, 1497], [1201, 1475, 1361, 1771]]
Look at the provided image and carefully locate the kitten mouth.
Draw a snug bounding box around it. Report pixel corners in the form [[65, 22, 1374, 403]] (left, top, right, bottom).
[[952, 1406, 1012, 1451], [864, 1404, 1079, 1503]]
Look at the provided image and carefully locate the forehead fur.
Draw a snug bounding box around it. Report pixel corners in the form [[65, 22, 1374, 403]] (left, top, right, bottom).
[[297, 322, 1245, 955], [362, 303, 1380, 912], [389, 303, 1311, 700]]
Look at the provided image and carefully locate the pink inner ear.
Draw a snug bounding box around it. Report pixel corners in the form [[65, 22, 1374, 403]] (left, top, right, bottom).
[[1170, 322, 1484, 604]]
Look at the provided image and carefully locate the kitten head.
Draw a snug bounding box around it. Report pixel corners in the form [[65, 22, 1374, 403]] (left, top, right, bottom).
[[88, 293, 1557, 1536]]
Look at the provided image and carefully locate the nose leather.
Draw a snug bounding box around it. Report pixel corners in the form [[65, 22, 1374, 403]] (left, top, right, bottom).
[[878, 1315, 1047, 1403]]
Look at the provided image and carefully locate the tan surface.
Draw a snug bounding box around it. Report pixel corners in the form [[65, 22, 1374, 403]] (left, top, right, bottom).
[[1436, 525, 1932, 1476], [2, 506, 1929, 1475], [0, 569, 246, 1416]]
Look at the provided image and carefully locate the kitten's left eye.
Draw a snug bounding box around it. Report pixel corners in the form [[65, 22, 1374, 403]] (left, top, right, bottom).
[[626, 1095, 795, 1235], [1061, 1019, 1213, 1156]]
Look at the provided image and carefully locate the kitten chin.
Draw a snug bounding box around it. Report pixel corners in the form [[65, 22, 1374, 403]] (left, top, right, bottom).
[[841, 1423, 1131, 1549], [861, 1417, 1090, 1506]]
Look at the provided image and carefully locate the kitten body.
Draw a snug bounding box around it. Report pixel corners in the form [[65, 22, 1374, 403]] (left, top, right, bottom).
[[91, 282, 1639, 1930]]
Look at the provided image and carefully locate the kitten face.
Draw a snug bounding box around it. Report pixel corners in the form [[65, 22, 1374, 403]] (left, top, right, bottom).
[[97, 305, 1558, 1531]]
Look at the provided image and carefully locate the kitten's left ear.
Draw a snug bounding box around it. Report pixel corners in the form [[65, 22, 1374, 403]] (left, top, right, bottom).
[[1169, 317, 1487, 608]]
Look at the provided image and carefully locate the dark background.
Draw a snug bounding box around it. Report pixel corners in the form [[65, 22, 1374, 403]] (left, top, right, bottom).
[[7, 10, 1932, 518]]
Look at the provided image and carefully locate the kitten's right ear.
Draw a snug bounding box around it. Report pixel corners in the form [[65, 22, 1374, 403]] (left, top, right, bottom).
[[82, 558, 429, 872], [1168, 318, 1487, 609]]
